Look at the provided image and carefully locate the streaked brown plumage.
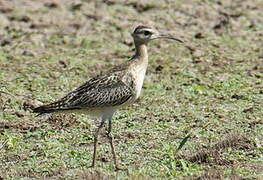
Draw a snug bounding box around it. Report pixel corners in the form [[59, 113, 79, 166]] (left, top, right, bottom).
[[33, 25, 183, 170], [34, 67, 134, 113]]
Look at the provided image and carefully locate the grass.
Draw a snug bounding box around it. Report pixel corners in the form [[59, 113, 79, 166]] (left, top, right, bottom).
[[0, 0, 263, 179]]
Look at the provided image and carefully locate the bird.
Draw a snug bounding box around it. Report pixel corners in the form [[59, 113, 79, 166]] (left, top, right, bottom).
[[33, 25, 183, 170]]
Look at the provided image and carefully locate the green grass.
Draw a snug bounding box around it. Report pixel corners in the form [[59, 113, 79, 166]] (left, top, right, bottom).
[[0, 0, 263, 179]]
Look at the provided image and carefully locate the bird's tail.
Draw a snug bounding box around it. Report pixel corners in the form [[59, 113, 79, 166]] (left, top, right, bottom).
[[32, 102, 61, 118], [33, 105, 56, 114]]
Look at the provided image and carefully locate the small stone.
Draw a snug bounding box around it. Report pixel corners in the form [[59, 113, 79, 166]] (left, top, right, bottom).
[[22, 50, 36, 57], [155, 65, 164, 73], [101, 157, 109, 162], [194, 32, 205, 39], [0, 37, 11, 46]]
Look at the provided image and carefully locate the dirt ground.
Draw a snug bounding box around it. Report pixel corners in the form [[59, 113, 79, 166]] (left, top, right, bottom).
[[0, 0, 262, 179]]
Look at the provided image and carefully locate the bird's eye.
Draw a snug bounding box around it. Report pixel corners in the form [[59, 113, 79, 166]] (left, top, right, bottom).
[[143, 31, 151, 36]]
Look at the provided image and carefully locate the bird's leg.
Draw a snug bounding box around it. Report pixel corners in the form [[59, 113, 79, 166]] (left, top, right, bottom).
[[90, 120, 105, 168], [107, 118, 121, 170]]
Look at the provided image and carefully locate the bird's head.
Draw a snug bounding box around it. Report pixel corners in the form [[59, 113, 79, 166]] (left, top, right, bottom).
[[132, 25, 183, 45]]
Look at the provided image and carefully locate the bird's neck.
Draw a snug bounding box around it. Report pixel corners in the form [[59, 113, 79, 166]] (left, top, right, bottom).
[[133, 42, 148, 65], [129, 42, 149, 99]]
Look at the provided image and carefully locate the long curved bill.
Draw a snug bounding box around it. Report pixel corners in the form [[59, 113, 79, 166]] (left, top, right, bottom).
[[150, 34, 183, 43]]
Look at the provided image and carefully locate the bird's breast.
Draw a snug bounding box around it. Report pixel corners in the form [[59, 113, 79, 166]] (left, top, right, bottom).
[[131, 65, 147, 100]]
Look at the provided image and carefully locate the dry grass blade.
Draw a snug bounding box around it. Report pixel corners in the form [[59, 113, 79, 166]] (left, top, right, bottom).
[[193, 167, 244, 180], [179, 133, 254, 164]]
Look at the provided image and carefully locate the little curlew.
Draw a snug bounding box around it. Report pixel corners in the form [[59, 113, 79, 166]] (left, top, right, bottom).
[[33, 25, 183, 170]]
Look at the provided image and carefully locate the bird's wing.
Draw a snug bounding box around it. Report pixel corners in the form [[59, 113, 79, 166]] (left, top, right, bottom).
[[33, 73, 135, 114]]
